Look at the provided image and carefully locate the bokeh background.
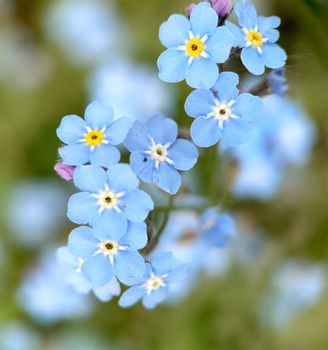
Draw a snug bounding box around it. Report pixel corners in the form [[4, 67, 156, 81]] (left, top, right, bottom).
[[0, 0, 328, 349]]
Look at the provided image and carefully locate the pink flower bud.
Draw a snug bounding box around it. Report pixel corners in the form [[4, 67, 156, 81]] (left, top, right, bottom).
[[54, 162, 75, 181], [211, 0, 233, 18], [186, 3, 196, 16]]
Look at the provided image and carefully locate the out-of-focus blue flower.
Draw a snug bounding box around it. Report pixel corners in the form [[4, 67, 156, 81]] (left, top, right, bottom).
[[262, 260, 326, 327], [17, 250, 93, 324], [158, 2, 234, 88], [199, 207, 236, 248], [88, 61, 175, 122], [268, 68, 288, 96], [57, 247, 121, 302], [226, 1, 287, 75], [5, 180, 67, 248], [124, 115, 198, 194], [0, 323, 42, 350], [67, 221, 147, 287], [44, 0, 124, 66], [185, 72, 263, 147], [57, 101, 131, 167], [119, 252, 189, 309], [67, 164, 153, 226]]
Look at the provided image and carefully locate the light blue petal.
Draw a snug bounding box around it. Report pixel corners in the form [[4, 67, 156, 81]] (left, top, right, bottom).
[[232, 93, 263, 122], [106, 164, 139, 192], [241, 46, 265, 75], [114, 251, 146, 283], [166, 264, 189, 283], [124, 121, 150, 152], [119, 286, 145, 308], [235, 2, 258, 29], [82, 254, 113, 287], [151, 252, 180, 275], [266, 29, 280, 43], [92, 210, 127, 242], [212, 71, 240, 102], [262, 44, 287, 69], [190, 2, 218, 37], [258, 16, 281, 34], [59, 144, 89, 166], [221, 119, 253, 147], [186, 58, 219, 89], [184, 89, 215, 118], [67, 192, 98, 224], [206, 26, 234, 63], [142, 287, 169, 309], [84, 101, 114, 129], [159, 14, 190, 48], [157, 49, 189, 83], [89, 144, 120, 168], [190, 116, 221, 147], [105, 117, 132, 145], [122, 189, 154, 222], [119, 221, 148, 250], [93, 278, 121, 302], [56, 246, 76, 266], [73, 165, 107, 192], [56, 115, 86, 144], [153, 163, 181, 195], [168, 139, 198, 171], [68, 226, 98, 258], [147, 114, 178, 145], [225, 21, 246, 47], [130, 152, 154, 183]]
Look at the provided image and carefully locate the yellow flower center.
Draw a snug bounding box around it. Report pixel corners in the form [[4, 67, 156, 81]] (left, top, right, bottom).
[[186, 38, 204, 57], [85, 130, 104, 146], [100, 240, 119, 255], [146, 276, 164, 291], [214, 104, 231, 121], [150, 144, 168, 162], [98, 191, 118, 209], [247, 30, 263, 47]]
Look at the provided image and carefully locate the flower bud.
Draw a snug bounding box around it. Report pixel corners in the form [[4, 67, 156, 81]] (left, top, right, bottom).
[[54, 162, 75, 181], [211, 0, 233, 18], [186, 3, 196, 16]]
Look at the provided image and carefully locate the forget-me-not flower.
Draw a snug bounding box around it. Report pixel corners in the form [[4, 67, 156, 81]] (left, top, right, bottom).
[[67, 164, 154, 226], [185, 71, 263, 147], [119, 252, 189, 309], [68, 220, 147, 287], [124, 115, 198, 195], [226, 1, 287, 75], [158, 2, 235, 89], [57, 101, 131, 167]]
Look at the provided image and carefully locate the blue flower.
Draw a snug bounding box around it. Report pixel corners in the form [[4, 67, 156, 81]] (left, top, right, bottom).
[[119, 252, 189, 309], [268, 68, 288, 97], [124, 115, 198, 195], [68, 220, 147, 287], [199, 208, 235, 248], [57, 101, 131, 167], [226, 1, 287, 75], [157, 2, 234, 89], [57, 247, 121, 302], [185, 71, 263, 147], [67, 164, 154, 226]]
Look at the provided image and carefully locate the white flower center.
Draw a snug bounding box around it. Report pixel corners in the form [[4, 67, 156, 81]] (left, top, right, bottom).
[[150, 144, 168, 162], [146, 276, 165, 292], [213, 104, 231, 121], [98, 190, 118, 209], [100, 240, 119, 256]]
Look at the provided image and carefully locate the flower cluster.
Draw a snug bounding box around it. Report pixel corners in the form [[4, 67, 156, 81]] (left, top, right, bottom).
[[54, 0, 292, 309]]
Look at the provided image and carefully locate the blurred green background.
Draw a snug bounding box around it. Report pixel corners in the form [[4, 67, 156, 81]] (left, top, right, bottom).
[[0, 0, 328, 349]]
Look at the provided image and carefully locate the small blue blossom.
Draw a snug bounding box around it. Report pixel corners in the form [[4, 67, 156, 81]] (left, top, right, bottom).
[[57, 101, 131, 167], [124, 115, 198, 195], [158, 2, 235, 89], [185, 71, 263, 147], [68, 221, 147, 287], [67, 164, 154, 226], [57, 247, 121, 302], [199, 208, 236, 248], [226, 1, 287, 75], [119, 252, 189, 309], [268, 68, 288, 96]]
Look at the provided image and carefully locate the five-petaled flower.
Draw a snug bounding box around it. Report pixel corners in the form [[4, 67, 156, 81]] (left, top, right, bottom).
[[67, 220, 147, 287], [124, 115, 198, 195], [67, 164, 154, 227], [56, 101, 131, 167], [157, 2, 235, 89], [185, 71, 263, 147], [226, 1, 287, 75], [119, 252, 189, 309]]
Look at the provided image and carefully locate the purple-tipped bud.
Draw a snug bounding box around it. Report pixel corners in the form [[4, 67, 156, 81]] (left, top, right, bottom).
[[186, 3, 196, 16], [211, 0, 233, 18], [54, 162, 75, 181]]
